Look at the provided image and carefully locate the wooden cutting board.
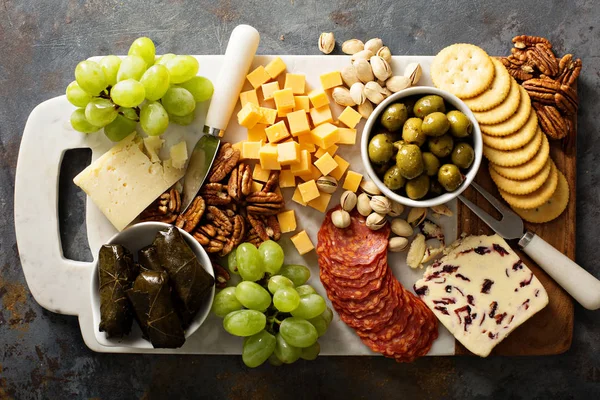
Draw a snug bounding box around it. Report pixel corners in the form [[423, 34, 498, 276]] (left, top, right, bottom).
[[456, 137, 575, 356]]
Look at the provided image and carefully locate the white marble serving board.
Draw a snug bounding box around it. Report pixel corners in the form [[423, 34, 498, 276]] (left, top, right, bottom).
[[15, 55, 456, 355]]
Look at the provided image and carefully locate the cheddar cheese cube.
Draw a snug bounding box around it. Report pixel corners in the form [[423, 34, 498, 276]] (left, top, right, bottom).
[[277, 210, 297, 234], [265, 121, 291, 143], [265, 57, 287, 79], [320, 71, 343, 90], [298, 165, 322, 182], [259, 107, 277, 125], [251, 180, 264, 192], [308, 89, 329, 109], [290, 149, 311, 176], [247, 124, 267, 142], [294, 96, 310, 113], [314, 152, 338, 176], [273, 88, 295, 111], [343, 171, 363, 192], [284, 73, 306, 94], [247, 66, 271, 89], [330, 155, 350, 180], [336, 128, 357, 145], [261, 81, 280, 101], [242, 141, 262, 160], [259, 143, 281, 170], [252, 164, 271, 182], [310, 123, 340, 150], [298, 180, 320, 203], [309, 105, 334, 126], [292, 187, 307, 206], [314, 144, 338, 158], [286, 110, 311, 137], [240, 90, 259, 107], [277, 141, 301, 166], [298, 135, 317, 153], [307, 192, 332, 213], [291, 230, 314, 255], [279, 169, 296, 188], [338, 106, 362, 129], [237, 102, 262, 129]]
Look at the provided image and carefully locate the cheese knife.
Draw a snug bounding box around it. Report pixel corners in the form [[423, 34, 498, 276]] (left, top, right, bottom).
[[459, 181, 600, 310], [181, 25, 260, 211]]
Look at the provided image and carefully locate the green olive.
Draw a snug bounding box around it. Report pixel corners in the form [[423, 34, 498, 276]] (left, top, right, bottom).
[[413, 95, 446, 118], [402, 118, 426, 146], [427, 134, 454, 158], [429, 179, 444, 197], [422, 152, 441, 176], [405, 175, 430, 200], [368, 133, 395, 164], [395, 144, 424, 179], [447, 110, 473, 138], [374, 160, 394, 176], [403, 97, 417, 117], [438, 164, 464, 192], [383, 165, 406, 191], [451, 143, 475, 169], [422, 112, 450, 137], [380, 103, 408, 132]]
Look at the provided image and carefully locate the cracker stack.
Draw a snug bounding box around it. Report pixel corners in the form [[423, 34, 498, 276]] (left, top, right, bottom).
[[431, 44, 569, 223]]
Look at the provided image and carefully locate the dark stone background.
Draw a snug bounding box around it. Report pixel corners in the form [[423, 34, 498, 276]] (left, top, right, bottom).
[[1, 1, 599, 399]]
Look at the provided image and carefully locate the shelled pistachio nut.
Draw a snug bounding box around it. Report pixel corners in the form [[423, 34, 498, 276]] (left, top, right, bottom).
[[332, 209, 351, 229], [359, 179, 382, 196], [430, 204, 453, 217], [358, 99, 374, 119], [366, 212, 387, 230], [342, 39, 364, 55], [406, 233, 426, 269], [364, 81, 386, 105], [370, 56, 392, 81], [316, 176, 338, 194], [341, 65, 360, 87], [404, 62, 422, 85], [332, 86, 356, 107], [388, 201, 404, 217], [376, 46, 392, 63], [369, 195, 392, 214], [353, 59, 375, 83], [391, 218, 413, 237], [350, 82, 366, 105], [386, 75, 411, 93], [319, 32, 335, 54], [364, 38, 384, 54], [357, 193, 372, 216], [351, 49, 374, 62], [340, 190, 358, 211], [388, 237, 409, 252]]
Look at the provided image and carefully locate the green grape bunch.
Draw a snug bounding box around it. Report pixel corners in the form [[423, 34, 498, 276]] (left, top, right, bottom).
[[212, 240, 333, 368], [66, 37, 214, 142]]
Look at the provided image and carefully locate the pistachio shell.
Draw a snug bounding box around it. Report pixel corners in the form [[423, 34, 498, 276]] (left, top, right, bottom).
[[370, 56, 392, 81], [364, 38, 384, 54], [341, 65, 360, 87], [332, 86, 356, 107], [316, 176, 338, 194], [342, 39, 364, 55], [366, 212, 387, 230], [376, 46, 392, 63], [349, 82, 366, 105], [357, 193, 372, 216], [353, 59, 375, 83], [389, 237, 409, 252], [319, 32, 335, 54], [332, 209, 351, 229], [385, 75, 411, 93], [340, 191, 357, 211], [359, 179, 382, 196], [351, 49, 374, 62], [387, 201, 405, 217], [407, 207, 427, 227], [430, 204, 453, 217], [358, 99, 374, 119], [364, 81, 386, 105], [404, 62, 422, 85], [407, 233, 426, 269], [391, 218, 413, 237], [369, 195, 392, 214]]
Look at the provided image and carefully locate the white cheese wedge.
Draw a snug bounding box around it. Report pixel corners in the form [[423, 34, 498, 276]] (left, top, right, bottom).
[[73, 133, 184, 231], [143, 136, 164, 163], [414, 234, 548, 357]]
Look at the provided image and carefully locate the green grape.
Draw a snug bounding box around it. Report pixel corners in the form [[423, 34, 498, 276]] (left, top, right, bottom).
[[85, 98, 118, 127], [155, 53, 176, 65], [177, 76, 214, 102], [140, 101, 169, 136], [236, 243, 264, 282], [66, 81, 92, 107], [223, 310, 266, 337], [169, 112, 195, 126], [267, 275, 294, 294], [268, 352, 283, 366], [227, 248, 239, 275], [300, 341, 320, 361], [128, 37, 156, 67], [165, 55, 199, 84], [242, 330, 276, 368], [212, 287, 243, 318], [75, 60, 107, 95], [99, 55, 121, 86], [279, 317, 318, 348], [235, 281, 271, 312], [308, 315, 328, 337], [258, 240, 284, 275], [161, 87, 196, 116], [140, 64, 170, 101], [117, 55, 147, 82], [321, 307, 334, 325], [119, 107, 139, 121], [279, 265, 311, 286], [104, 114, 137, 142], [70, 108, 100, 133], [295, 285, 316, 296], [273, 287, 300, 312], [290, 294, 327, 320], [274, 333, 301, 364], [110, 79, 146, 108]]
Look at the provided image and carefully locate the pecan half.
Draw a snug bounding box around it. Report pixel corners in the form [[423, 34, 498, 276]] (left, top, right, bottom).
[[262, 171, 280, 193], [527, 44, 559, 76], [228, 163, 252, 201], [522, 78, 560, 105], [245, 192, 285, 216], [265, 215, 282, 241], [231, 215, 246, 247], [247, 214, 270, 242], [206, 206, 233, 234], [245, 227, 262, 248], [200, 183, 232, 206], [557, 54, 582, 87], [207, 143, 240, 183], [175, 196, 205, 232], [534, 103, 567, 140], [512, 35, 552, 49], [139, 188, 181, 221], [212, 263, 230, 289]]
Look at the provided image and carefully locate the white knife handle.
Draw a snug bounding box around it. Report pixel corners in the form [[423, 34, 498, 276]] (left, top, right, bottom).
[[204, 25, 260, 136], [520, 232, 600, 310]]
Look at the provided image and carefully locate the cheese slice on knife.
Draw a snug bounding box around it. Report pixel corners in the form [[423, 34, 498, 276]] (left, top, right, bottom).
[[414, 234, 549, 357], [73, 133, 184, 231]]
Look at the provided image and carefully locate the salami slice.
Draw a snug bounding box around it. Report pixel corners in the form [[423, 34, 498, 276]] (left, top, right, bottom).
[[319, 253, 387, 285]]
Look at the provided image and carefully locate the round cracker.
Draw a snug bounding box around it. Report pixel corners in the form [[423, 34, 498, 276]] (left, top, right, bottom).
[[463, 58, 511, 111], [484, 127, 543, 167], [472, 78, 521, 125], [481, 112, 538, 150], [498, 161, 558, 209], [480, 86, 532, 136], [490, 133, 550, 180], [489, 158, 552, 195], [431, 43, 495, 99], [513, 170, 569, 223]]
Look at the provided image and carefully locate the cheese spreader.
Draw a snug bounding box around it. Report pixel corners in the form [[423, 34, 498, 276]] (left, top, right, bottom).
[[181, 25, 260, 212], [459, 181, 600, 310]]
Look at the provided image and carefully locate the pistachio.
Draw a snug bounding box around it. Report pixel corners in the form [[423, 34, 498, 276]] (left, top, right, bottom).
[[382, 87, 392, 97], [366, 212, 387, 230], [364, 38, 384, 54], [359, 179, 382, 196], [370, 56, 392, 81], [332, 86, 356, 107], [342, 39, 364, 55], [351, 49, 374, 62], [385, 75, 411, 93], [357, 99, 374, 119], [369, 195, 392, 214], [341, 65, 360, 87], [376, 46, 392, 63], [332, 209, 351, 229], [357, 193, 372, 216], [340, 191, 358, 211], [407, 207, 427, 227], [391, 218, 413, 237], [316, 176, 338, 194], [319, 32, 335, 54], [364, 81, 386, 105], [406, 233, 426, 269], [430, 204, 453, 217], [404, 62, 422, 85], [349, 82, 366, 105], [353, 59, 375, 83], [387, 201, 405, 217], [388, 237, 409, 252]]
